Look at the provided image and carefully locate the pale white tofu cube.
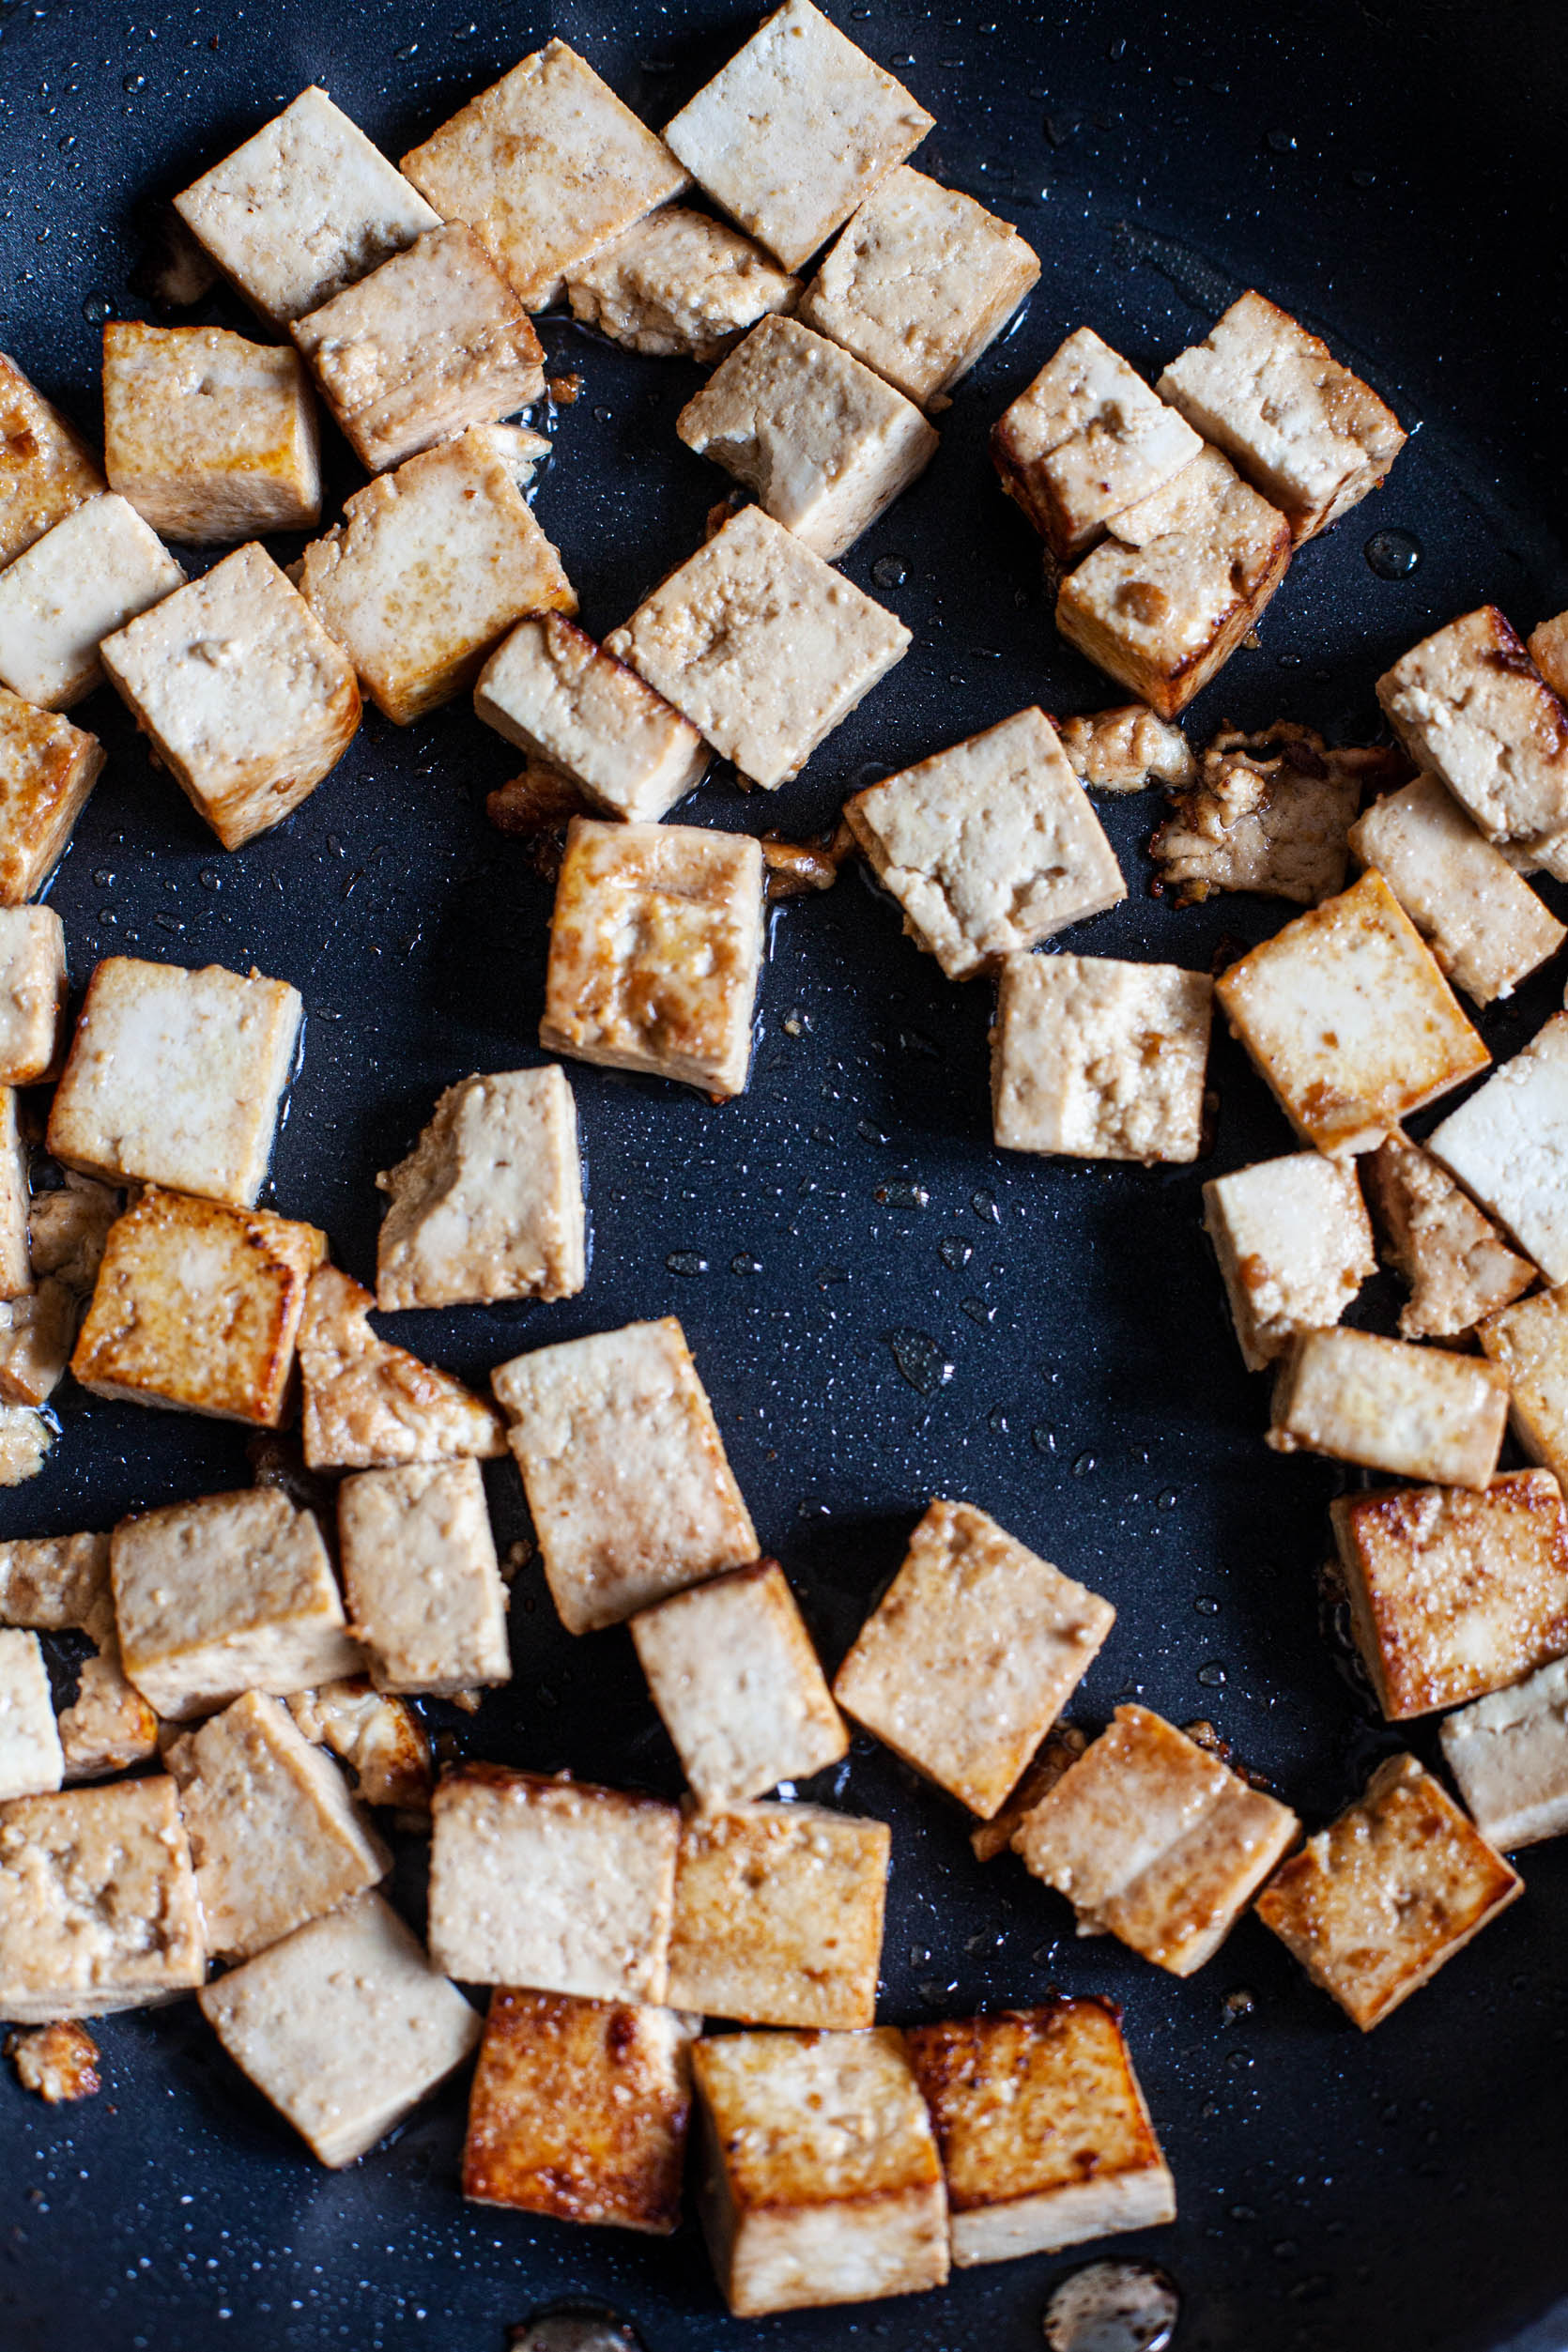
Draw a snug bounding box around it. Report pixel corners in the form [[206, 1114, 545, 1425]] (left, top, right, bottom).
[[298, 1264, 505, 1471], [0, 1088, 27, 1299], [991, 327, 1202, 565], [1268, 1327, 1508, 1489], [474, 614, 708, 822], [666, 1801, 887, 2028], [0, 687, 103, 904], [1440, 1657, 1568, 1852], [338, 1456, 510, 1697], [0, 1776, 205, 2021], [0, 494, 183, 711], [1529, 609, 1568, 701], [1376, 606, 1568, 847], [1427, 1012, 1568, 1283], [1479, 1284, 1568, 1489], [0, 352, 104, 569], [991, 951, 1213, 1164], [1366, 1136, 1533, 1342], [0, 1629, 62, 1802], [565, 207, 799, 363], [102, 323, 320, 544], [1058, 702, 1196, 792], [1349, 772, 1565, 1005], [1202, 1151, 1376, 1370], [1152, 725, 1395, 908]]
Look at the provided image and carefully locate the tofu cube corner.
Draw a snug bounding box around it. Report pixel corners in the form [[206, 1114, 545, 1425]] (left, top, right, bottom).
[[1268, 1328, 1508, 1490], [1376, 607, 1568, 850], [0, 904, 68, 1084], [991, 951, 1213, 1164], [1426, 1011, 1568, 1284], [299, 1263, 506, 1471], [1202, 1151, 1376, 1371], [0, 350, 105, 571]]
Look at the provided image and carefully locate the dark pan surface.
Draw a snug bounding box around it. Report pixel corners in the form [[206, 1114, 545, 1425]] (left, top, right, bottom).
[[1, 2, 1566, 2347]]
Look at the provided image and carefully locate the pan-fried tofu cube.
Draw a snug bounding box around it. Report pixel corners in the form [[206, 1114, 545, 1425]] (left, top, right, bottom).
[[166, 1689, 388, 1960], [0, 1776, 205, 2021], [287, 1679, 433, 1814], [198, 1889, 480, 2164], [463, 1987, 697, 2231], [174, 85, 440, 327], [1058, 702, 1196, 793], [1530, 609, 1568, 700], [47, 955, 302, 1206], [630, 1560, 846, 1806], [1214, 869, 1488, 1155], [666, 1802, 887, 2028], [1153, 725, 1398, 908], [292, 223, 546, 474], [3, 1170, 121, 1405], [0, 1530, 108, 1632], [375, 1065, 585, 1310], [540, 819, 764, 1098], [112, 1485, 361, 1721], [1427, 1013, 1568, 1283], [1479, 1284, 1568, 1488], [299, 428, 574, 725], [992, 328, 1202, 566], [0, 907, 64, 1085], [428, 1764, 680, 1998], [70, 1188, 326, 1424], [1202, 1151, 1375, 1371], [0, 688, 103, 903], [1376, 607, 1568, 847], [299, 1264, 504, 1471], [676, 316, 938, 562], [492, 1316, 758, 1634], [1268, 1327, 1508, 1489], [0, 494, 184, 711], [604, 503, 909, 791], [474, 614, 708, 822], [691, 2025, 948, 2316], [55, 1637, 159, 1782], [1012, 1704, 1299, 1975], [834, 1498, 1114, 1819], [338, 1457, 510, 1697], [1329, 1471, 1568, 1719], [1366, 1137, 1533, 1341], [0, 1284, 78, 1409], [0, 1629, 62, 1801], [0, 1088, 26, 1299], [991, 952, 1213, 1165], [565, 207, 799, 363], [1255, 1754, 1519, 2029], [0, 352, 104, 568], [1440, 1657, 1568, 1852], [1349, 774, 1564, 1006], [905, 2000, 1176, 2266], [102, 324, 320, 544]]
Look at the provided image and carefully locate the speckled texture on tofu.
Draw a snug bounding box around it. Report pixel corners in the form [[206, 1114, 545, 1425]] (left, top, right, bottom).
[[1530, 609, 1568, 701], [0, 907, 66, 1084], [0, 1088, 26, 1299], [1427, 1012, 1568, 1284], [665, 1802, 888, 2028], [103, 324, 320, 544], [1376, 606, 1568, 846], [1268, 1328, 1508, 1488], [1057, 702, 1196, 792], [0, 494, 184, 711], [298, 1265, 504, 1471], [1202, 1151, 1376, 1371], [0, 1629, 63, 1802], [991, 951, 1213, 1164], [0, 352, 104, 569], [338, 1457, 511, 1696], [991, 327, 1201, 564], [0, 1531, 109, 1633], [1349, 774, 1565, 1005], [1479, 1283, 1568, 1489], [0, 687, 103, 904], [566, 207, 799, 363], [1366, 1137, 1533, 1342], [0, 1776, 205, 2021], [1440, 1657, 1568, 1852], [474, 615, 707, 822]]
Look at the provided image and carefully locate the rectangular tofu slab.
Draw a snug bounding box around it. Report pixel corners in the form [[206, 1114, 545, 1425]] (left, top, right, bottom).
[[0, 687, 104, 904], [1366, 1136, 1533, 1342], [1427, 1012, 1568, 1284], [565, 207, 799, 363], [102, 322, 321, 543], [1269, 1327, 1508, 1489], [1058, 702, 1197, 793], [665, 1802, 888, 2028], [0, 1628, 63, 1801], [991, 951, 1213, 1164], [0, 351, 105, 569], [1440, 1657, 1568, 1852], [338, 1456, 510, 1696], [0, 1776, 205, 2021], [0, 494, 184, 711], [1376, 607, 1568, 846], [1479, 1284, 1568, 1488], [1202, 1151, 1376, 1371], [299, 1264, 504, 1471], [1349, 774, 1565, 1005], [0, 905, 66, 1084], [991, 327, 1202, 565], [474, 614, 708, 822]]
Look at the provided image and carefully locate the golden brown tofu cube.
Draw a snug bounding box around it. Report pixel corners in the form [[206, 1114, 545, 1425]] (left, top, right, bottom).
[[299, 1264, 504, 1471], [1268, 1327, 1508, 1490], [0, 687, 103, 905], [0, 352, 104, 569], [990, 327, 1202, 566], [1365, 1136, 1533, 1342], [0, 1776, 206, 2021], [102, 322, 321, 544], [665, 1801, 888, 2028]]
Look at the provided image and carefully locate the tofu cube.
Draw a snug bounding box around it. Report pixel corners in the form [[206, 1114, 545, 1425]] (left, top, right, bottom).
[[338, 1456, 510, 1697], [198, 1889, 481, 2164], [1440, 1657, 1568, 1852], [474, 614, 708, 822], [834, 1498, 1115, 1818], [112, 1485, 362, 1721], [630, 1559, 847, 1807], [904, 2001, 1176, 2267], [1268, 1327, 1508, 1489], [102, 323, 321, 545], [55, 1639, 159, 1783], [1530, 608, 1568, 701], [0, 1530, 109, 1632], [1366, 1136, 1533, 1342], [1013, 1704, 1299, 1975], [1479, 1284, 1568, 1489], [0, 351, 104, 569], [0, 493, 184, 711], [70, 1188, 327, 1425], [540, 818, 764, 1098], [0, 1628, 63, 1801], [665, 1801, 887, 2029], [565, 207, 799, 363], [0, 687, 103, 904], [298, 428, 575, 725], [47, 954, 302, 1206], [1254, 1754, 1520, 2030], [291, 223, 546, 474], [1349, 773, 1565, 1005], [0, 1776, 205, 2021], [690, 2026, 948, 2316], [0, 1087, 26, 1300], [0, 905, 66, 1084], [5, 1268, 116, 1408], [1376, 607, 1568, 848], [970, 1726, 1089, 1864], [1058, 702, 1197, 793], [491, 1316, 758, 1634], [1427, 1012, 1568, 1283], [991, 951, 1213, 1164], [298, 1264, 505, 1471], [1213, 869, 1488, 1155], [991, 327, 1203, 566], [603, 500, 908, 792], [463, 1987, 697, 2232], [1152, 724, 1392, 908], [428, 1763, 680, 1998], [27, 1170, 119, 1297], [1202, 1152, 1376, 1372], [174, 85, 441, 326]]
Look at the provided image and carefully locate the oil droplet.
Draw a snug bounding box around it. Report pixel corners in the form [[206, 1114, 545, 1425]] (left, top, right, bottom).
[[665, 1250, 707, 1277], [730, 1253, 761, 1275], [199, 869, 221, 890], [877, 1180, 929, 1209], [1265, 127, 1297, 151], [1071, 1451, 1096, 1476], [1196, 1660, 1227, 1686], [811, 1123, 834, 1144], [1043, 2258, 1180, 2352], [1230, 2203, 1258, 2222], [939, 1236, 973, 1268], [972, 1189, 1001, 1222], [93, 869, 115, 885], [781, 1007, 811, 1036], [1193, 1594, 1221, 1616], [1156, 1489, 1177, 1511], [1032, 1425, 1056, 1453], [989, 1406, 1010, 1434], [857, 1116, 889, 1145], [123, 72, 146, 92], [1349, 166, 1377, 188], [917, 1976, 959, 2003], [796, 1498, 830, 1518], [1364, 527, 1422, 578], [908, 1943, 931, 1967], [82, 294, 111, 322], [592, 406, 613, 423], [888, 1329, 954, 1394], [871, 555, 907, 588], [961, 1298, 995, 1326]]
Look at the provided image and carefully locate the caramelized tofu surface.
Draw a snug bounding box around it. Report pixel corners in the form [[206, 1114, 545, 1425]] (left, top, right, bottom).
[[0, 687, 104, 905], [338, 1456, 511, 1696], [0, 906, 64, 1095], [1152, 724, 1389, 908], [299, 1265, 505, 1470], [1480, 1284, 1568, 1488], [474, 615, 707, 823], [1057, 702, 1196, 792], [665, 1801, 888, 2028], [0, 352, 104, 569], [1349, 773, 1565, 1006], [565, 207, 799, 364]]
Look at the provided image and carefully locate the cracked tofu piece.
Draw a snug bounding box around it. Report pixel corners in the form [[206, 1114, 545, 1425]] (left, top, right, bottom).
[[1440, 1657, 1568, 1852], [5, 1170, 124, 1404], [1255, 1754, 1519, 2029], [0, 1282, 79, 1409], [112, 1485, 361, 1721], [1214, 869, 1488, 1156], [1058, 702, 1196, 793], [1530, 608, 1568, 700], [103, 323, 320, 544], [1479, 1285, 1568, 1491], [298, 1265, 505, 1471], [428, 1763, 680, 1998], [991, 951, 1213, 1164], [992, 328, 1202, 567], [1268, 1328, 1508, 1488], [1366, 1137, 1533, 1342], [1350, 772, 1565, 1006], [7, 2020, 101, 2101], [566, 207, 799, 363], [0, 494, 183, 712], [492, 1316, 757, 1634], [970, 1727, 1090, 1863], [199, 1889, 480, 2164], [605, 499, 909, 791], [1427, 1013, 1568, 1284], [174, 85, 440, 327], [0, 1404, 51, 1485], [692, 2025, 947, 2316], [0, 1630, 63, 1801], [0, 1776, 205, 2021], [666, 1802, 887, 2029], [846, 707, 1125, 979], [287, 1679, 433, 1814], [834, 1499, 1114, 1819], [0, 1088, 26, 1299], [1153, 725, 1396, 908], [55, 1638, 159, 1782], [1013, 1705, 1299, 1976], [0, 1530, 108, 1633], [338, 1457, 510, 1697], [1376, 607, 1568, 848], [0, 907, 66, 1085], [676, 316, 938, 562], [540, 819, 764, 1098], [905, 2000, 1176, 2267], [0, 688, 103, 904], [630, 1560, 846, 1807], [1202, 1151, 1376, 1371], [474, 614, 708, 822], [0, 353, 104, 569]]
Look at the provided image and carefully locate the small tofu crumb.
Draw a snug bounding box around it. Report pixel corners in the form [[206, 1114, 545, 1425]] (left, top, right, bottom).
[[287, 1678, 433, 1813], [1057, 704, 1196, 793], [7, 2020, 101, 2102], [970, 1728, 1088, 1863], [1153, 725, 1399, 908], [991, 951, 1213, 1165], [299, 1264, 505, 1471], [1202, 1151, 1376, 1371], [566, 207, 800, 363], [1439, 1657, 1568, 1852], [0, 1403, 54, 1486], [1365, 1137, 1534, 1342], [1349, 772, 1566, 1004], [1268, 1328, 1508, 1490]]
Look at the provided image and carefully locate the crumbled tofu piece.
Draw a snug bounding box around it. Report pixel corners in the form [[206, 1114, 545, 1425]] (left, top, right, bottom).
[[298, 1264, 505, 1472], [630, 1560, 846, 1807], [1153, 723, 1394, 907], [540, 819, 764, 1098], [0, 493, 183, 713], [833, 1499, 1114, 1818], [970, 1727, 1089, 1863], [56, 1637, 159, 1781], [991, 327, 1203, 566], [1350, 772, 1565, 1007], [112, 1485, 361, 1721], [991, 951, 1213, 1164], [1366, 1136, 1533, 1342], [174, 85, 440, 326], [474, 614, 708, 822], [0, 1530, 109, 1631], [1254, 1753, 1519, 2030], [0, 1629, 63, 1801], [199, 1889, 480, 2164], [1427, 1013, 1568, 1283], [1058, 703, 1196, 793], [1214, 869, 1488, 1155], [28, 1172, 119, 1295], [5, 1170, 124, 1403], [1440, 1657, 1568, 1852], [0, 1404, 52, 1485], [0, 687, 104, 903], [691, 2025, 948, 2316], [479, 421, 552, 490], [338, 1457, 510, 1697], [846, 707, 1125, 980], [485, 756, 589, 838], [1479, 1284, 1568, 1489], [665, 1801, 887, 2028], [0, 1283, 68, 1409], [7, 2020, 100, 2101], [1202, 1151, 1376, 1372], [0, 1086, 29, 1299], [1376, 607, 1568, 847], [0, 352, 104, 569], [604, 499, 909, 792], [0, 1776, 205, 2021], [103, 323, 320, 544], [492, 1316, 758, 1634], [566, 207, 799, 363], [676, 315, 939, 562], [1268, 1328, 1508, 1489], [298, 428, 575, 725], [1530, 609, 1568, 700], [287, 1678, 433, 1812], [1012, 1704, 1299, 1975], [0, 905, 66, 1084]]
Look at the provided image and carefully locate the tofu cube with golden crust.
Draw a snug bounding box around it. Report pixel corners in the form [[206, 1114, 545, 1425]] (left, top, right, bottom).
[[492, 1315, 757, 1634], [1255, 1754, 1519, 2030], [1012, 1703, 1299, 1975], [992, 328, 1202, 567], [463, 1987, 697, 2232], [1366, 1136, 1533, 1342], [666, 1802, 887, 2028], [338, 1456, 510, 1697], [1349, 774, 1565, 1006], [0, 688, 103, 904], [565, 207, 799, 363], [0, 352, 104, 569], [0, 905, 66, 1084], [1427, 1013, 1568, 1284], [474, 614, 708, 822], [1376, 607, 1568, 849], [0, 1629, 63, 1801], [299, 1264, 504, 1472], [905, 1999, 1176, 2266], [1440, 1657, 1568, 1852], [0, 494, 184, 712], [1058, 702, 1196, 793], [1479, 1284, 1568, 1489], [1269, 1328, 1508, 1489], [1153, 724, 1396, 909], [691, 2025, 948, 2317], [198, 1889, 480, 2165], [1202, 1152, 1376, 1371], [102, 323, 321, 544], [1530, 609, 1568, 700], [991, 952, 1213, 1165], [0, 1776, 205, 2021]]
